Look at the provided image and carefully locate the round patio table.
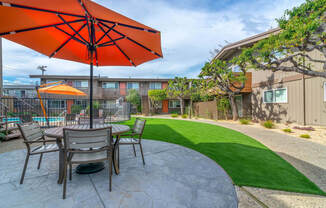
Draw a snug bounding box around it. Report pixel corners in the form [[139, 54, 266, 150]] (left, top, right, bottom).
[[45, 124, 130, 184]]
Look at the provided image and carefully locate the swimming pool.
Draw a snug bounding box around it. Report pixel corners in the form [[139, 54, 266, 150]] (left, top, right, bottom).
[[3, 117, 65, 123]]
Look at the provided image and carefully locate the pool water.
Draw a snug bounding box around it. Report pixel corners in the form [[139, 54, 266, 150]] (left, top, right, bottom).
[[3, 117, 64, 123]]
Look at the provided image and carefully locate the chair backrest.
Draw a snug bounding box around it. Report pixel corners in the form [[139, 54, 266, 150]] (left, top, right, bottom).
[[133, 119, 146, 136], [17, 122, 43, 142], [63, 127, 112, 150]]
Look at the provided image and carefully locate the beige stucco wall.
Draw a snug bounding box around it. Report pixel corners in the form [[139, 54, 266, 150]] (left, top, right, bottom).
[[305, 77, 326, 125], [251, 76, 326, 125]]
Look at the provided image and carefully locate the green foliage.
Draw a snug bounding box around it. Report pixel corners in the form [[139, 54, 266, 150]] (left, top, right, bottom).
[[0, 132, 6, 141], [167, 77, 190, 99], [217, 97, 230, 111], [300, 134, 311, 139], [283, 128, 292, 133], [71, 104, 83, 114], [126, 89, 141, 112], [7, 112, 15, 117], [148, 89, 167, 101], [262, 120, 274, 129], [239, 119, 250, 125], [171, 114, 179, 118], [181, 114, 188, 119], [237, 0, 326, 78], [126, 89, 141, 105]]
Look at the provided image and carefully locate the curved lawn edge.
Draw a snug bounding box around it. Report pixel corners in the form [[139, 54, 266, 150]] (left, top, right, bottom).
[[120, 117, 326, 196]]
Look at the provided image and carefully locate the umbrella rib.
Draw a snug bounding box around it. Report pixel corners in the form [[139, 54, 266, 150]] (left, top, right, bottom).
[[50, 23, 87, 58], [95, 24, 116, 45], [97, 24, 135, 66], [57, 14, 88, 44], [96, 18, 158, 34], [0, 19, 86, 36], [54, 26, 87, 46], [97, 37, 125, 47], [0, 2, 85, 18], [99, 21, 162, 58]]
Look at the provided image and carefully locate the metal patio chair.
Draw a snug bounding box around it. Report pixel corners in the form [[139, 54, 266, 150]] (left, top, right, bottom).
[[62, 127, 113, 199], [17, 122, 59, 184], [119, 118, 146, 165]]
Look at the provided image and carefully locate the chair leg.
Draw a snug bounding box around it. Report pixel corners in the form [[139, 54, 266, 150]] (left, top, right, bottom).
[[118, 145, 120, 169], [132, 144, 137, 157], [69, 163, 72, 181], [63, 160, 67, 199], [20, 154, 30, 184], [139, 143, 145, 165], [37, 153, 43, 170], [108, 155, 112, 192]]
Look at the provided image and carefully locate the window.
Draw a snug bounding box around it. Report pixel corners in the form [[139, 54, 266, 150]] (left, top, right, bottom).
[[324, 82, 326, 102], [74, 100, 87, 109], [74, 80, 88, 88], [149, 82, 162, 89], [169, 100, 180, 108], [48, 100, 66, 109], [264, 88, 287, 103], [102, 82, 119, 89], [127, 82, 139, 89]]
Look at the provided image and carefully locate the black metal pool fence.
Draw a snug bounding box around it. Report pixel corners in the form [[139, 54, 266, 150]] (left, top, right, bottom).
[[0, 97, 131, 127]]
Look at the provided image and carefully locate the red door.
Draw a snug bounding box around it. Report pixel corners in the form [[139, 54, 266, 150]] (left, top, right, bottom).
[[162, 100, 169, 113]]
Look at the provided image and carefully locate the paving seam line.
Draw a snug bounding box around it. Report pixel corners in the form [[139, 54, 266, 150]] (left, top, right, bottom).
[[88, 174, 106, 208], [240, 186, 269, 208]]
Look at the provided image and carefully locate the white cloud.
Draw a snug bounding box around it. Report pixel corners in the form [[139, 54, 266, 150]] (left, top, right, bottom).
[[1, 0, 305, 83]]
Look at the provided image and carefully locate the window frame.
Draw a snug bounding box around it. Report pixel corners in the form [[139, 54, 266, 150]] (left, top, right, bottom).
[[149, 82, 162, 90], [127, 82, 139, 90], [102, 82, 119, 89], [74, 80, 89, 88], [263, 87, 288, 104], [169, 100, 181, 108]]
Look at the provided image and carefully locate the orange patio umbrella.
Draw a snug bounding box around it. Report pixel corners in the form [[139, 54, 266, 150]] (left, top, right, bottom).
[[36, 81, 87, 127], [38, 84, 87, 96], [0, 0, 163, 128]]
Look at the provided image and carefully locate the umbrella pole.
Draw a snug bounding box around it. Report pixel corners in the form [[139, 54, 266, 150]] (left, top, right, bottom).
[[89, 50, 94, 129]]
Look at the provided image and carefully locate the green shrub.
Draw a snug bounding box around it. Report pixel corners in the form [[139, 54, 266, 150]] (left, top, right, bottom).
[[0, 133, 6, 141], [262, 120, 274, 129], [283, 128, 292, 133], [171, 114, 179, 118], [300, 134, 311, 139], [181, 114, 188, 119], [71, 104, 83, 114], [239, 119, 250, 125]]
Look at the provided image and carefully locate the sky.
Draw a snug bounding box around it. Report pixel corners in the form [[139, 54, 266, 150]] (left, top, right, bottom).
[[1, 0, 306, 85]]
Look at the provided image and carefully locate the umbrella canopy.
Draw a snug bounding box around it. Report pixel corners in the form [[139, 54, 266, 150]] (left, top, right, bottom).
[[38, 84, 87, 96], [0, 0, 163, 66], [0, 0, 163, 128]]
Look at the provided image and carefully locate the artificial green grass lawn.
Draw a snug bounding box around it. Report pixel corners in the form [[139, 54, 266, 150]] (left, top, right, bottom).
[[121, 118, 325, 196]]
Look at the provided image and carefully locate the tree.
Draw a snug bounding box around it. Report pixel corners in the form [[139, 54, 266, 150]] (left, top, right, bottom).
[[188, 79, 201, 118], [148, 89, 166, 114], [238, 0, 326, 78], [167, 77, 190, 115], [126, 89, 141, 112], [199, 59, 247, 120]]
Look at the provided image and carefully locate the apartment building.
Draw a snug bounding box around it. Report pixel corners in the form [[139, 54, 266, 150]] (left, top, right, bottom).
[[215, 28, 326, 126], [30, 75, 186, 115]]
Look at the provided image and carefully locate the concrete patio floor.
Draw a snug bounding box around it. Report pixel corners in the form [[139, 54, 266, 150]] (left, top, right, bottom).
[[0, 140, 237, 208]]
